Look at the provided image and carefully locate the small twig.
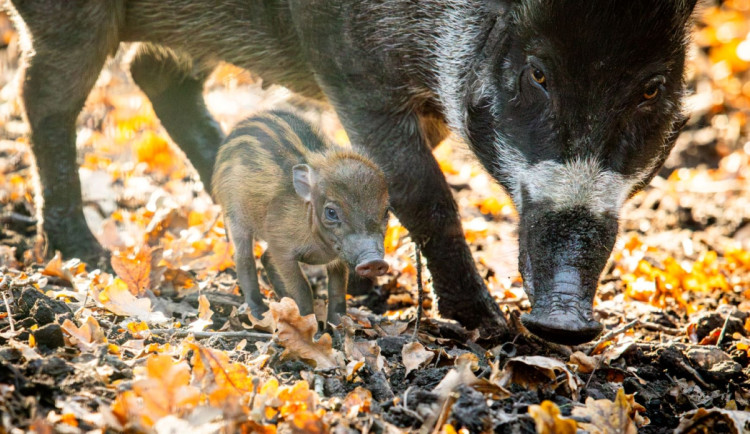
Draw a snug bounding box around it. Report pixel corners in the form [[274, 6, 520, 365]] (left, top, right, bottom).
[[430, 392, 458, 434], [1, 275, 15, 333], [675, 358, 710, 390], [2, 290, 15, 333], [149, 329, 271, 340], [412, 242, 424, 341], [717, 310, 734, 347], [587, 319, 639, 356], [639, 321, 683, 336], [584, 357, 603, 390], [0, 212, 37, 226]]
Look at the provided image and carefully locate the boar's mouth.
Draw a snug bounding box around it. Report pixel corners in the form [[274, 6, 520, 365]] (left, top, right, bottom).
[[518, 206, 618, 345], [520, 264, 604, 345]]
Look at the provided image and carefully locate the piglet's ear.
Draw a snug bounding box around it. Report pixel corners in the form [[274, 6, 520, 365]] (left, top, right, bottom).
[[292, 164, 314, 202]]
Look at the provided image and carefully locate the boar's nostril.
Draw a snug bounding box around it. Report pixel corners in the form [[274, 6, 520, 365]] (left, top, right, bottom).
[[355, 259, 389, 278]]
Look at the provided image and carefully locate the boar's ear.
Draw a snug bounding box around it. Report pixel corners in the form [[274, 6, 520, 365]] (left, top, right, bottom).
[[292, 164, 315, 202]]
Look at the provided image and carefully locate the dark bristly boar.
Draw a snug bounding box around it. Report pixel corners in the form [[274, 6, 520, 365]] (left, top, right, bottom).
[[212, 111, 389, 322], [6, 0, 697, 343]]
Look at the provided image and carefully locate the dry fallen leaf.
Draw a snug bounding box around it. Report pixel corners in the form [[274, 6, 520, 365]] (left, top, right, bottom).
[[497, 355, 582, 400], [342, 387, 372, 419], [572, 388, 647, 434], [61, 316, 105, 352], [433, 353, 510, 400], [112, 354, 200, 428], [188, 294, 214, 332], [189, 343, 254, 406], [111, 245, 153, 296], [42, 251, 83, 282], [94, 277, 167, 323], [528, 400, 577, 434], [569, 351, 598, 374], [270, 297, 344, 369], [674, 407, 750, 434], [402, 341, 434, 376]]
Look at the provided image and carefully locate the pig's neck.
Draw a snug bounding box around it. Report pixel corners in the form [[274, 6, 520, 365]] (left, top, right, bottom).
[[430, 0, 500, 141]]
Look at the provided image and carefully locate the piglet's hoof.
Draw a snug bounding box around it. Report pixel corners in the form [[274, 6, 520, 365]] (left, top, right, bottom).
[[521, 297, 603, 345], [239, 302, 269, 323]]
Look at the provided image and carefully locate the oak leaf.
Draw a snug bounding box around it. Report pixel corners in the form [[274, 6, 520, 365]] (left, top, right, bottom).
[[61, 316, 105, 352], [113, 354, 200, 427], [433, 353, 510, 400], [94, 277, 167, 323], [497, 355, 582, 400], [111, 246, 153, 296], [572, 388, 647, 434], [402, 341, 434, 376], [270, 297, 344, 369], [528, 401, 577, 434]]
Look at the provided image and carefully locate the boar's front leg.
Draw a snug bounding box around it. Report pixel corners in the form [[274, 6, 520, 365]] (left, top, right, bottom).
[[331, 107, 508, 337], [326, 260, 349, 325], [11, 0, 119, 267]]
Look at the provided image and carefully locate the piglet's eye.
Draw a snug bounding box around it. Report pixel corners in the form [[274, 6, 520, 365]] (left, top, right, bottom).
[[325, 207, 339, 222]]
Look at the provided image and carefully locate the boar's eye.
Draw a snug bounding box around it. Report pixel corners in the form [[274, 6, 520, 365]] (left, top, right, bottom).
[[531, 68, 546, 85], [325, 206, 340, 222], [640, 76, 665, 105], [643, 85, 659, 101], [529, 67, 548, 91]]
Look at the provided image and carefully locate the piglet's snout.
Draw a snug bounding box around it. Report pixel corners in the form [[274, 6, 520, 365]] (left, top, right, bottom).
[[355, 259, 389, 278]]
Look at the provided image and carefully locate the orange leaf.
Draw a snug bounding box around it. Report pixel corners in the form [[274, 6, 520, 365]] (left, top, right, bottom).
[[528, 401, 577, 434], [111, 246, 152, 296], [572, 388, 647, 434], [270, 298, 344, 369]]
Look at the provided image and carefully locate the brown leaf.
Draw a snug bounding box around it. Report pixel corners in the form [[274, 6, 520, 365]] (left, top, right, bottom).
[[42, 251, 82, 282], [61, 316, 105, 352], [246, 309, 275, 333], [528, 401, 577, 434], [433, 353, 510, 400], [270, 297, 344, 369], [497, 355, 582, 400], [569, 351, 599, 374], [402, 341, 434, 376], [342, 387, 372, 419], [111, 246, 152, 296], [187, 294, 214, 332], [93, 277, 167, 323], [572, 388, 647, 434], [350, 340, 385, 372], [674, 408, 750, 434]]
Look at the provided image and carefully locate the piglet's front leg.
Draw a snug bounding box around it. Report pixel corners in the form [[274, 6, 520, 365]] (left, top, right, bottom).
[[268, 249, 315, 316], [326, 260, 349, 326]]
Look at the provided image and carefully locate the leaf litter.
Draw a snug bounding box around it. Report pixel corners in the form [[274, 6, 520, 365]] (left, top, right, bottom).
[[1, 3, 750, 433]]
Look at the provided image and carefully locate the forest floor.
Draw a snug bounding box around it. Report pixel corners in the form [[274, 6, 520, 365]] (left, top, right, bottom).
[[0, 4, 750, 434]]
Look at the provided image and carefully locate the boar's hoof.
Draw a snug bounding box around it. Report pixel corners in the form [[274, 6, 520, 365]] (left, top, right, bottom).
[[521, 295, 603, 345], [355, 259, 389, 278]]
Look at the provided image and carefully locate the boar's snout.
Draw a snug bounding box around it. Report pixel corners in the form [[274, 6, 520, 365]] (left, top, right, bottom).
[[355, 258, 389, 278], [518, 206, 618, 345], [521, 266, 603, 345]]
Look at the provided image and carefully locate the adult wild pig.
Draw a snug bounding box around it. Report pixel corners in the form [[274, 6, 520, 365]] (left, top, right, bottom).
[[213, 110, 389, 323], [4, 0, 697, 344]]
